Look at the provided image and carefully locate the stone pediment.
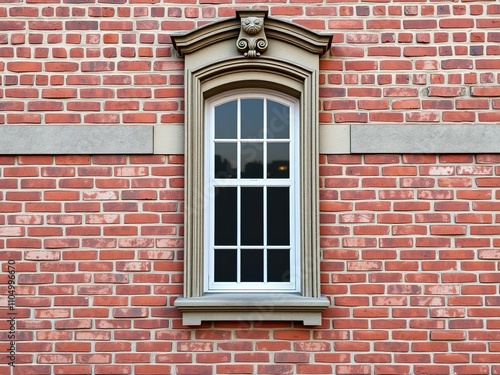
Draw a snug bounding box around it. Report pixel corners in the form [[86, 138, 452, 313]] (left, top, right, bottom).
[[171, 10, 331, 58]]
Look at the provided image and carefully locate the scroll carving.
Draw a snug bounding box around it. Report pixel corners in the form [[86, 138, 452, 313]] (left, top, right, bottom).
[[237, 14, 268, 58]]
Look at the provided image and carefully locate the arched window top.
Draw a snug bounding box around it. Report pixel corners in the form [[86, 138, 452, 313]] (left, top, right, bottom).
[[208, 88, 298, 109]]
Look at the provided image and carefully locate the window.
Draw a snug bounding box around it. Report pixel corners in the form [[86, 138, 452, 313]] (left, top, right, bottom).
[[172, 10, 331, 325], [206, 91, 300, 292]]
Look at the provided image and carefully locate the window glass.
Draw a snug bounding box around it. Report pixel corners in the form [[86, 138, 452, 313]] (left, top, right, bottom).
[[267, 249, 290, 282], [214, 187, 237, 245], [267, 187, 290, 246], [241, 143, 263, 179], [267, 100, 289, 139], [267, 143, 289, 179], [241, 187, 263, 246], [215, 249, 237, 282], [215, 101, 237, 139], [241, 249, 264, 282], [241, 99, 263, 139], [215, 143, 237, 179]]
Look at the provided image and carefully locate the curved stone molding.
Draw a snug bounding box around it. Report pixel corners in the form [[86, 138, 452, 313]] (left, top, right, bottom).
[[171, 10, 332, 58], [264, 18, 332, 56], [236, 10, 268, 58]]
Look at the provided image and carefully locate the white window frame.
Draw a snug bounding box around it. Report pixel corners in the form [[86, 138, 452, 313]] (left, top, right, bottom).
[[204, 90, 300, 293]]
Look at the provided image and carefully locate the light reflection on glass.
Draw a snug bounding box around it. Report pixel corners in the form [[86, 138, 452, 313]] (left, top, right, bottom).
[[215, 143, 237, 179], [241, 142, 263, 178], [267, 143, 289, 179]]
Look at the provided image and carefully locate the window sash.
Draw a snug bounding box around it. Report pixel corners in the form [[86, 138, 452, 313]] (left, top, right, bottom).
[[204, 90, 300, 293]]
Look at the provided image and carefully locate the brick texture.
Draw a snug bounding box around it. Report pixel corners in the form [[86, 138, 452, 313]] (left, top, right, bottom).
[[1, 155, 500, 373], [1, 1, 500, 374], [0, 2, 498, 125]]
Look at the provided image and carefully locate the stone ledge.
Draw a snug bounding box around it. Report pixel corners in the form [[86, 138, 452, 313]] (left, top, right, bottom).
[[174, 293, 330, 326]]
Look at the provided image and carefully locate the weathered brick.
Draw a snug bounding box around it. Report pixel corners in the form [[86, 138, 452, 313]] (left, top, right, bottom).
[[0, 5, 498, 374]]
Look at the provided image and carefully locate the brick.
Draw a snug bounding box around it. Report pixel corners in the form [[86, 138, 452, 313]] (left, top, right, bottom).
[[0, 5, 498, 373], [216, 364, 254, 374], [441, 59, 473, 70], [403, 20, 437, 29], [472, 87, 500, 99], [440, 19, 474, 29], [7, 61, 42, 73], [53, 366, 92, 374], [42, 88, 77, 99]]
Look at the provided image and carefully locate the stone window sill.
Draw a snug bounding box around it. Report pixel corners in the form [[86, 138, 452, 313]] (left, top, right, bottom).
[[174, 293, 330, 326]]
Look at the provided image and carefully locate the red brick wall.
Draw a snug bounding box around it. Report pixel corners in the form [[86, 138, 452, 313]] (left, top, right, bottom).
[[0, 2, 499, 125], [2, 154, 500, 374], [1, 1, 500, 374]]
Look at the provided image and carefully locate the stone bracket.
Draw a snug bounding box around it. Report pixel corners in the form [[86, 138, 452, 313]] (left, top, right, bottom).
[[236, 10, 268, 58]]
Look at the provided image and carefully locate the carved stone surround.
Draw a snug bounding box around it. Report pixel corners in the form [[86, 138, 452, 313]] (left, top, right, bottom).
[[170, 11, 332, 326]]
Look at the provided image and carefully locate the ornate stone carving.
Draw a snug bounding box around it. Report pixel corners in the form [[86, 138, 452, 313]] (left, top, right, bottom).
[[236, 12, 268, 58]]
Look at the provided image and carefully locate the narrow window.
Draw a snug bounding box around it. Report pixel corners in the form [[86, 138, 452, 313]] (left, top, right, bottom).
[[172, 10, 332, 325], [205, 90, 300, 293]]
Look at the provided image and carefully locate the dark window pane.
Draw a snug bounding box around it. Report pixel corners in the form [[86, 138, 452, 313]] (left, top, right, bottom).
[[241, 249, 263, 282], [215, 101, 237, 139], [241, 142, 263, 179], [215, 143, 237, 179], [267, 143, 289, 179], [241, 187, 263, 245], [215, 249, 237, 282], [215, 187, 237, 245], [267, 187, 290, 246], [241, 99, 263, 139], [267, 249, 290, 282], [267, 100, 289, 139]]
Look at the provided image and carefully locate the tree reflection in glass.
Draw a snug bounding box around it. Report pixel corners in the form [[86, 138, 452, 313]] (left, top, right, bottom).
[[214, 143, 237, 178]]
